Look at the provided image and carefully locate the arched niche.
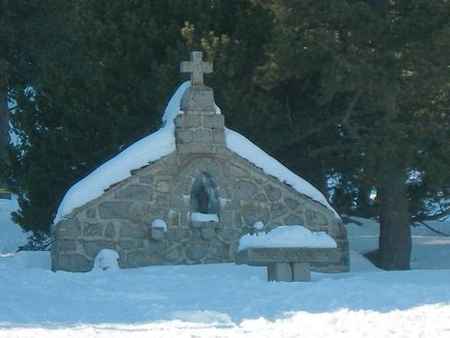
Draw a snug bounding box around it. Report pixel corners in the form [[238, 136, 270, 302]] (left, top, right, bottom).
[[190, 172, 220, 216]]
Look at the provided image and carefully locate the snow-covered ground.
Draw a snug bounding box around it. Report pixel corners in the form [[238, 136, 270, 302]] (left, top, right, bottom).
[[1, 209, 450, 337], [347, 216, 450, 270]]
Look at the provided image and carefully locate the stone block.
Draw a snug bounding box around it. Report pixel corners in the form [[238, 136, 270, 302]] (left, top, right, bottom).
[[156, 181, 170, 193], [220, 210, 232, 226], [271, 202, 285, 219], [177, 143, 215, 154], [201, 226, 216, 240], [147, 241, 166, 255], [180, 86, 216, 113], [285, 198, 300, 210], [292, 263, 311, 281], [58, 254, 92, 272], [104, 223, 116, 239], [168, 210, 179, 226], [217, 228, 241, 243], [56, 218, 81, 238], [125, 250, 150, 267], [229, 165, 248, 178], [241, 201, 270, 226], [186, 243, 209, 260], [212, 128, 225, 144], [151, 227, 166, 241], [192, 129, 213, 143], [166, 228, 191, 241], [233, 211, 242, 226], [191, 220, 217, 228], [235, 180, 258, 200], [264, 184, 282, 201], [139, 175, 153, 185], [207, 243, 229, 261], [116, 184, 152, 201], [83, 223, 104, 237], [175, 129, 193, 144], [315, 212, 329, 227], [267, 263, 292, 282], [202, 114, 224, 129], [83, 240, 114, 258], [176, 114, 201, 128], [284, 214, 305, 226], [305, 209, 318, 227], [164, 246, 184, 264], [154, 195, 170, 209], [99, 201, 132, 219], [119, 223, 146, 239], [58, 239, 77, 252], [118, 240, 135, 250], [128, 202, 154, 223], [255, 193, 268, 202], [86, 208, 97, 219]]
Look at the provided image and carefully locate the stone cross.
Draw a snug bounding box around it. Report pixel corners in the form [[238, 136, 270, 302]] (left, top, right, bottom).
[[180, 51, 213, 86]]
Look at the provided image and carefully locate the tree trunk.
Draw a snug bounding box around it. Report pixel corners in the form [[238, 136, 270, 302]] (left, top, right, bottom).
[[0, 56, 9, 160], [378, 163, 411, 270], [0, 85, 9, 161]]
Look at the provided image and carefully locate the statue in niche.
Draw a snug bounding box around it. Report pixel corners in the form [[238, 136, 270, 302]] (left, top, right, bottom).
[[191, 172, 219, 215]]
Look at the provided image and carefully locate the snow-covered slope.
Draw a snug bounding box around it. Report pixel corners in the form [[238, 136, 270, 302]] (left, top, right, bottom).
[[55, 82, 336, 223], [0, 197, 27, 253]]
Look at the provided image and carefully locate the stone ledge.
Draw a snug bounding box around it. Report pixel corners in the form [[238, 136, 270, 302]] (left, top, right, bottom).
[[236, 247, 339, 266]]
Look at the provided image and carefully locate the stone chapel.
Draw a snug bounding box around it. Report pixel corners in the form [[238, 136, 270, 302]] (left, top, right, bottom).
[[51, 51, 349, 272]]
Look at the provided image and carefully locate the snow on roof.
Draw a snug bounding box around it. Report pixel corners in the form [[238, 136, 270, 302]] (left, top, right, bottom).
[[54, 81, 337, 224], [225, 128, 337, 216], [238, 225, 337, 251], [53, 83, 188, 224]]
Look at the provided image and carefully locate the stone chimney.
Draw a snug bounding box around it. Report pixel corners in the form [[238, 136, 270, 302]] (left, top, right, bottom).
[[175, 51, 225, 154]]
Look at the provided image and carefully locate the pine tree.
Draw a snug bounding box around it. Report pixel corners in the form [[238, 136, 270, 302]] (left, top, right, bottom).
[[256, 0, 450, 269], [7, 0, 275, 235]]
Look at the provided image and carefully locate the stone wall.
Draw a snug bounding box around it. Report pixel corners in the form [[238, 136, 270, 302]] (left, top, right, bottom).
[[52, 148, 349, 272]]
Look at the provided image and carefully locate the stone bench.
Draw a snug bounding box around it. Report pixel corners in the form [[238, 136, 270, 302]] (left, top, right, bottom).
[[236, 247, 336, 282]]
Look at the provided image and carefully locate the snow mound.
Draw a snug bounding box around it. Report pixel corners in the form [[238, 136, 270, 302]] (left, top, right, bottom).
[[93, 249, 120, 271], [239, 225, 337, 251], [151, 219, 167, 231], [0, 251, 50, 270], [0, 197, 28, 253], [55, 81, 336, 223]]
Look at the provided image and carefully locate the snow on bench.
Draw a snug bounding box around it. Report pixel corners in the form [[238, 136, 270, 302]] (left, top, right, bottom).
[[236, 225, 337, 282], [191, 212, 219, 223]]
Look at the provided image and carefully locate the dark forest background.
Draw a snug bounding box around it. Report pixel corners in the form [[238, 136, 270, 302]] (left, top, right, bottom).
[[1, 0, 449, 269]]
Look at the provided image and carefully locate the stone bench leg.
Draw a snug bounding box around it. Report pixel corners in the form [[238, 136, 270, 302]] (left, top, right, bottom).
[[268, 263, 292, 282], [267, 262, 311, 282], [292, 263, 311, 282]]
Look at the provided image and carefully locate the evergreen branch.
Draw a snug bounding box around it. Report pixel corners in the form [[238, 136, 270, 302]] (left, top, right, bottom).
[[413, 220, 450, 237], [341, 90, 362, 140]]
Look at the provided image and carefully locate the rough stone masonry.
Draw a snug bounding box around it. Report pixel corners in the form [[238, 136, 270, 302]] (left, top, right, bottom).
[[51, 51, 349, 272]]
